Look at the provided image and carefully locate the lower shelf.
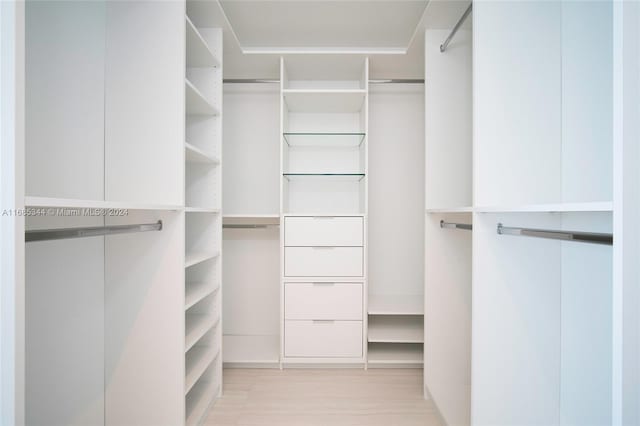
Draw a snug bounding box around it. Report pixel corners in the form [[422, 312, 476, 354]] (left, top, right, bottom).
[[185, 314, 219, 352], [368, 315, 424, 343], [185, 345, 220, 394], [223, 334, 279, 365], [186, 377, 219, 426], [367, 343, 423, 365]]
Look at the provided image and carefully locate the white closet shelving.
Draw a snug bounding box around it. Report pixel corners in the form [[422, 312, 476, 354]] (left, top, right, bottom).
[[424, 2, 620, 426], [281, 56, 368, 365], [23, 2, 186, 425], [183, 9, 222, 425], [368, 82, 425, 368], [221, 80, 281, 367]]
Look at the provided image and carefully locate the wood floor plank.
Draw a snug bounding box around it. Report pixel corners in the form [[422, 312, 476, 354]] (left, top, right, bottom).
[[204, 369, 442, 426]]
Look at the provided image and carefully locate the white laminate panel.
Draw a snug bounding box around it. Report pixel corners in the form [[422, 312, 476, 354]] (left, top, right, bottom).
[[284, 283, 362, 320], [284, 216, 363, 247], [284, 247, 363, 277], [284, 320, 363, 358]]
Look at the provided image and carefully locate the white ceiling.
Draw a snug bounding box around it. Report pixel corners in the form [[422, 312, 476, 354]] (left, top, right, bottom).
[[186, 0, 472, 80], [219, 0, 428, 51]]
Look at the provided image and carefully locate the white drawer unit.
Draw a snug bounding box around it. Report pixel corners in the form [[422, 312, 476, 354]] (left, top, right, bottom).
[[284, 247, 363, 277], [285, 282, 363, 320], [284, 320, 363, 358], [284, 216, 364, 247]]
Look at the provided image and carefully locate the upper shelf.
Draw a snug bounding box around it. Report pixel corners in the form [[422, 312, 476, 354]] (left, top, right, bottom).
[[185, 15, 219, 68], [368, 294, 424, 316], [24, 196, 182, 211], [185, 142, 220, 165], [283, 133, 365, 147], [186, 79, 218, 116], [282, 89, 366, 113], [283, 173, 365, 182]]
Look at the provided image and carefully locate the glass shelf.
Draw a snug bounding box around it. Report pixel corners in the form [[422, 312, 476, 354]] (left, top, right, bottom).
[[283, 173, 366, 182], [283, 133, 366, 147]]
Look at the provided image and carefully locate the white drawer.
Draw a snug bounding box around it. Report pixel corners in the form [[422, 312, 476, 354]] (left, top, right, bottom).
[[284, 320, 363, 358], [284, 216, 363, 247], [284, 247, 363, 277], [285, 283, 363, 320]]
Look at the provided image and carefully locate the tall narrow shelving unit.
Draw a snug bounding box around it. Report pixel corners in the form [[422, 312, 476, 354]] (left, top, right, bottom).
[[184, 13, 222, 426], [280, 56, 369, 365]]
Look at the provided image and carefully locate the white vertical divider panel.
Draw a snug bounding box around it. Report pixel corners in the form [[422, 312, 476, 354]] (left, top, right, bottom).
[[425, 29, 471, 210], [1, 1, 25, 424], [105, 1, 184, 206], [474, 0, 562, 207], [105, 211, 184, 426], [424, 25, 472, 421], [424, 213, 471, 426], [560, 212, 613, 425], [613, 1, 640, 424], [25, 0, 105, 201], [561, 1, 613, 204], [279, 57, 286, 368]]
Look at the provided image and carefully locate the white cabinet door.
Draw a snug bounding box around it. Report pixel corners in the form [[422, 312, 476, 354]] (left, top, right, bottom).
[[284, 216, 363, 246], [284, 283, 362, 320], [284, 247, 363, 277], [284, 320, 363, 358]]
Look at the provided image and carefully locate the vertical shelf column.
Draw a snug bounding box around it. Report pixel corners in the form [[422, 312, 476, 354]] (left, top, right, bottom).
[[184, 14, 222, 426]]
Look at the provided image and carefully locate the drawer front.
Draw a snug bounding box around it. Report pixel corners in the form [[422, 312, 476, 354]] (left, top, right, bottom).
[[284, 247, 363, 277], [284, 320, 363, 358], [285, 283, 363, 320], [284, 216, 363, 247]]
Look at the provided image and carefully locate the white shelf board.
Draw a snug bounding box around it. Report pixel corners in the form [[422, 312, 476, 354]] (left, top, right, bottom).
[[185, 281, 219, 311], [25, 196, 182, 211], [185, 314, 219, 352], [185, 345, 219, 395], [223, 335, 280, 364], [368, 294, 424, 315], [367, 343, 423, 365], [186, 379, 218, 426], [185, 207, 221, 213], [475, 201, 613, 213], [283, 89, 366, 113], [185, 251, 220, 268], [426, 206, 474, 213], [186, 79, 218, 116], [185, 15, 219, 68], [368, 317, 424, 344], [222, 214, 280, 226], [282, 213, 366, 218], [185, 142, 220, 165]]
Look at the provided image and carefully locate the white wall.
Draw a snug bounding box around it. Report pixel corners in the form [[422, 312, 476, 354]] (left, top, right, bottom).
[[424, 213, 471, 426], [425, 29, 471, 209], [613, 1, 640, 424], [223, 84, 280, 215], [368, 84, 424, 297], [25, 1, 105, 201], [1, 1, 25, 424]]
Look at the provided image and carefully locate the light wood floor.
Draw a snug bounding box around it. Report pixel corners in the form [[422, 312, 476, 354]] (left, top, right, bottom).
[[204, 368, 443, 426]]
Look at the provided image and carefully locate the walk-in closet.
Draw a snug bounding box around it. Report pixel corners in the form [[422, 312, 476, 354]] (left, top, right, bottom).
[[1, 1, 639, 426]]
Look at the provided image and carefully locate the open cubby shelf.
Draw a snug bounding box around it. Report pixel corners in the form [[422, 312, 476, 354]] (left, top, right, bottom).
[[185, 345, 219, 395], [185, 15, 219, 69], [283, 173, 365, 182]]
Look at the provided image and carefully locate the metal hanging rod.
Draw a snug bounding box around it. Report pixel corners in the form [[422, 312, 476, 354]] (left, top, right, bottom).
[[496, 223, 613, 246], [440, 220, 472, 231], [440, 3, 472, 53], [223, 79, 424, 84], [223, 224, 279, 229], [26, 221, 163, 243]]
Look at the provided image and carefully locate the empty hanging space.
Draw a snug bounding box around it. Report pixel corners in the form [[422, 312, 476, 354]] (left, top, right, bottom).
[[473, 211, 612, 425], [423, 7, 473, 423]]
